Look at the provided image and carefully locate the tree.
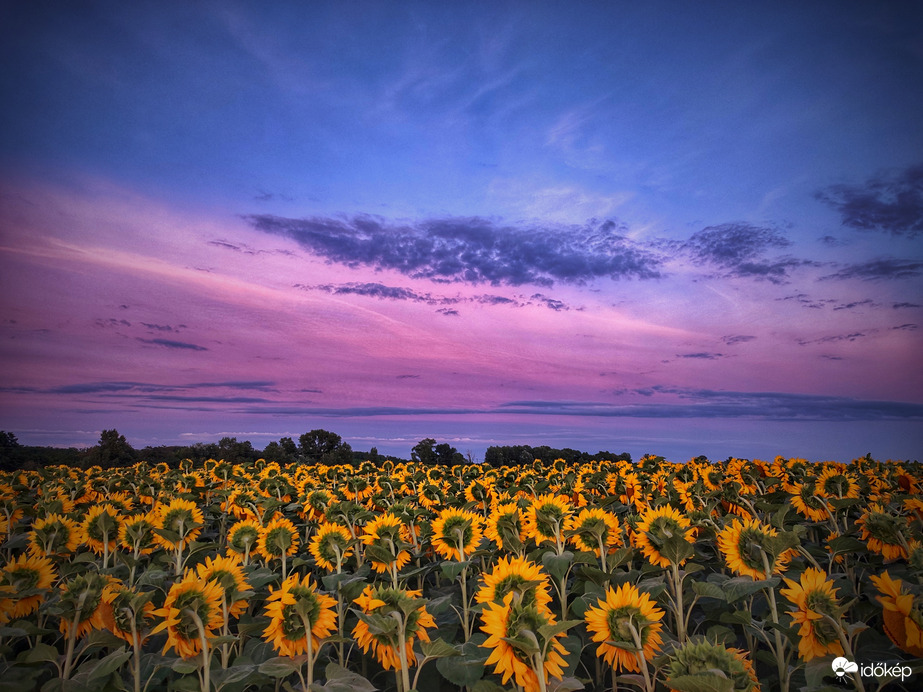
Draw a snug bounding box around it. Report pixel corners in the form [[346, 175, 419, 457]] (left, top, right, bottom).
[[299, 429, 352, 464], [411, 438, 437, 465], [217, 437, 256, 464], [85, 429, 137, 468], [434, 442, 464, 466], [0, 431, 19, 448]]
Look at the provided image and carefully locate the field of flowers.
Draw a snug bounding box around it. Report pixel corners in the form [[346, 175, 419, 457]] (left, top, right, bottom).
[[1, 454, 921, 692]]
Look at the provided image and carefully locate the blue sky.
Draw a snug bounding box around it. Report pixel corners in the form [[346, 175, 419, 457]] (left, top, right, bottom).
[[1, 1, 921, 461]]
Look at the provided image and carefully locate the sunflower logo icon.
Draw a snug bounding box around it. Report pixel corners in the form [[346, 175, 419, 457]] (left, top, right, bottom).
[[831, 656, 858, 678]]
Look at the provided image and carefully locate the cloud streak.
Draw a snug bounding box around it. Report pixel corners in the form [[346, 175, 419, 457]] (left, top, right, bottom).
[[246, 214, 662, 287]]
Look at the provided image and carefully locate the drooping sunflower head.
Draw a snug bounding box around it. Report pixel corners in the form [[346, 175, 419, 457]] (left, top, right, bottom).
[[151, 574, 225, 659], [633, 505, 695, 568], [227, 518, 261, 558], [361, 514, 411, 574], [0, 553, 57, 622], [102, 581, 155, 644], [58, 572, 113, 638], [789, 482, 830, 522], [584, 582, 664, 672], [155, 498, 204, 550], [309, 522, 353, 571], [666, 639, 760, 692], [780, 568, 844, 661], [263, 574, 337, 656], [257, 516, 300, 560], [29, 513, 83, 557], [432, 508, 483, 561], [815, 467, 860, 500], [118, 513, 157, 555], [474, 556, 553, 612], [525, 494, 573, 547], [857, 504, 909, 560], [82, 504, 123, 555], [480, 592, 568, 692], [195, 554, 252, 619], [565, 507, 621, 555], [352, 585, 435, 671], [716, 518, 793, 580], [485, 503, 526, 554]]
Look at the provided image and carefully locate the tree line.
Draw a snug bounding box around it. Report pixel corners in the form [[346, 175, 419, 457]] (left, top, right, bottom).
[[0, 429, 630, 471]]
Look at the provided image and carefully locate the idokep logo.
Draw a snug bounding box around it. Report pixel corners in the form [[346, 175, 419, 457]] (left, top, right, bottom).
[[832, 656, 913, 683]]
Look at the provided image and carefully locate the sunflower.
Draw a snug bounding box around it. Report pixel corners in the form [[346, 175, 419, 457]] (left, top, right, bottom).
[[815, 467, 860, 501], [263, 574, 337, 657], [464, 478, 494, 513], [857, 504, 909, 560], [302, 489, 334, 522], [780, 568, 844, 661], [870, 571, 923, 657], [633, 505, 695, 569], [432, 508, 484, 561], [226, 518, 262, 564], [28, 513, 84, 557], [789, 481, 830, 522], [118, 512, 157, 557], [480, 592, 568, 692], [59, 573, 114, 639], [196, 554, 252, 619], [309, 522, 353, 572], [666, 639, 760, 692], [352, 585, 435, 671], [361, 514, 411, 575], [620, 473, 650, 511], [154, 498, 204, 550], [151, 573, 225, 659], [0, 554, 57, 623], [585, 582, 664, 672], [257, 516, 300, 562], [223, 489, 261, 522], [524, 494, 573, 553], [474, 555, 553, 613], [565, 507, 621, 560], [484, 502, 527, 555], [103, 581, 155, 645], [82, 504, 123, 557], [716, 517, 794, 580]]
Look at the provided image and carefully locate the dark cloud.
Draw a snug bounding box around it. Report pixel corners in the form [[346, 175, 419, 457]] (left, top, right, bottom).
[[819, 355, 844, 360], [680, 222, 814, 284], [676, 352, 726, 359], [894, 302, 921, 309], [892, 323, 918, 331], [815, 164, 923, 236], [821, 258, 923, 281], [246, 214, 662, 286], [141, 322, 187, 332], [437, 308, 460, 316], [776, 293, 834, 309], [797, 331, 874, 346], [832, 299, 876, 311], [819, 235, 847, 246], [96, 318, 131, 328], [722, 335, 756, 345], [136, 338, 208, 351], [302, 282, 576, 311], [396, 374, 420, 379], [47, 380, 276, 395]]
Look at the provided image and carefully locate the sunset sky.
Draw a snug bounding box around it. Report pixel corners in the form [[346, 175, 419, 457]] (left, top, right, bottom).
[[1, 1, 921, 462]]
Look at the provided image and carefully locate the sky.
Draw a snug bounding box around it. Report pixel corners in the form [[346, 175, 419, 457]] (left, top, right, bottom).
[[1, 1, 922, 463]]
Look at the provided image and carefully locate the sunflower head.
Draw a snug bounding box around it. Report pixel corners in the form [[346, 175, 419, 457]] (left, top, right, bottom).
[[257, 517, 300, 560], [432, 508, 483, 561], [870, 571, 923, 657], [309, 522, 353, 572], [485, 503, 526, 554], [525, 494, 573, 547], [195, 554, 252, 619], [480, 592, 568, 692], [666, 639, 760, 692], [858, 504, 909, 560], [0, 554, 57, 622], [227, 518, 261, 558], [263, 574, 337, 657], [29, 513, 83, 557], [716, 518, 794, 580], [82, 504, 123, 555], [103, 582, 155, 644], [352, 585, 435, 671], [584, 582, 664, 672], [155, 498, 204, 550], [565, 508, 621, 556], [780, 568, 844, 661], [634, 505, 695, 568], [59, 572, 113, 638], [475, 556, 553, 612], [151, 574, 225, 659]]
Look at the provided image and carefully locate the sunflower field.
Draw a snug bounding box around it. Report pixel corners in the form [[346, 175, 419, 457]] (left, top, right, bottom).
[[1, 454, 922, 692]]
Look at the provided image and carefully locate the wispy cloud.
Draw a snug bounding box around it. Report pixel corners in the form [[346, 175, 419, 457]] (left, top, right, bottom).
[[821, 258, 923, 281], [722, 335, 756, 345], [815, 163, 923, 237], [136, 338, 208, 351], [245, 214, 662, 286]]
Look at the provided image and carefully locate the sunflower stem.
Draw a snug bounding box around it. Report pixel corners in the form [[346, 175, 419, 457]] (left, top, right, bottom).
[[627, 619, 654, 692], [760, 553, 790, 692], [669, 562, 687, 644], [129, 609, 142, 692], [188, 607, 211, 692]]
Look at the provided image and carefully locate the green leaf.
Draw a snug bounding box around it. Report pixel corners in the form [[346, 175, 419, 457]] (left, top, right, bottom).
[[724, 576, 779, 603], [23, 642, 59, 664], [86, 647, 131, 682], [826, 536, 867, 555], [538, 619, 583, 642], [309, 662, 377, 692], [211, 664, 256, 686], [258, 657, 303, 678], [436, 639, 487, 687], [548, 677, 584, 692], [665, 673, 735, 692], [542, 551, 575, 582], [171, 658, 200, 674], [440, 559, 471, 581], [691, 581, 726, 601], [419, 638, 459, 660], [659, 534, 695, 565], [718, 609, 753, 626]]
